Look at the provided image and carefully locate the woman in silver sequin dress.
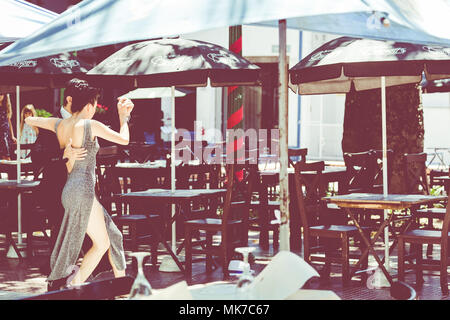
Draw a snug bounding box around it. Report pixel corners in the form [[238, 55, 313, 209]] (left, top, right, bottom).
[[26, 81, 134, 287]]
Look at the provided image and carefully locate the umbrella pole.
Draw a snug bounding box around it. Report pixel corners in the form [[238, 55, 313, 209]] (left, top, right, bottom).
[[278, 19, 290, 252], [158, 86, 182, 272], [16, 85, 22, 245], [171, 86, 176, 253], [381, 76, 390, 270]]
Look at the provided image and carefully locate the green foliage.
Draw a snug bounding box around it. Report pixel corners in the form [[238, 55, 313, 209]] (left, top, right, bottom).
[[430, 186, 446, 208], [35, 108, 53, 118], [430, 185, 445, 196]]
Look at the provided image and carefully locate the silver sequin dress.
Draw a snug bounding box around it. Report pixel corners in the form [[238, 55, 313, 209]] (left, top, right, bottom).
[[47, 119, 126, 281]]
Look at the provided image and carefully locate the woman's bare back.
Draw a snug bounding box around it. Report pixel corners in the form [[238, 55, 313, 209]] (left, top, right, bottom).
[[56, 118, 94, 149]]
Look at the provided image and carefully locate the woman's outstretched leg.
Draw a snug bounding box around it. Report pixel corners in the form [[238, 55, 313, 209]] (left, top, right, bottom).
[[71, 199, 110, 286], [108, 249, 126, 278]]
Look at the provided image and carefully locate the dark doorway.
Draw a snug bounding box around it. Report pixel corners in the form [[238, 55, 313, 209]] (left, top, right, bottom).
[[243, 57, 280, 131]]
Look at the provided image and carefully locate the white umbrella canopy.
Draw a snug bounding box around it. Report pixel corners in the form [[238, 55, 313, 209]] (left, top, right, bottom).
[[0, 0, 58, 42], [1, 0, 450, 67], [119, 87, 191, 100]]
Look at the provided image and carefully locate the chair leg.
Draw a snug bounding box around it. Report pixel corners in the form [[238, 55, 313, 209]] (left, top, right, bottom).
[[273, 227, 279, 251], [303, 235, 311, 264], [441, 241, 449, 295], [359, 233, 369, 285], [341, 234, 350, 285], [321, 238, 331, 282], [130, 223, 138, 252], [185, 227, 192, 281], [398, 237, 405, 282], [426, 244, 434, 257], [206, 232, 213, 274], [150, 234, 158, 266], [221, 247, 229, 280], [426, 217, 433, 257], [23, 225, 32, 259], [415, 244, 424, 286]]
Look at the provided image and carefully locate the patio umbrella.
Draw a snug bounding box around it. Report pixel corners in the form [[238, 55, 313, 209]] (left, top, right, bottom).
[[86, 38, 260, 88], [0, 0, 58, 42], [119, 87, 191, 100], [88, 38, 260, 271], [289, 36, 450, 95], [289, 36, 450, 290], [0, 50, 92, 89]]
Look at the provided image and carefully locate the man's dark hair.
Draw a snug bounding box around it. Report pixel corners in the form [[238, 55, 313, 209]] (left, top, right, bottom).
[[67, 78, 100, 113]]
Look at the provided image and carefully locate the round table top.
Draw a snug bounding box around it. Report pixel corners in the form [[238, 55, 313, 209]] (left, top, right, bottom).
[[0, 179, 40, 190]]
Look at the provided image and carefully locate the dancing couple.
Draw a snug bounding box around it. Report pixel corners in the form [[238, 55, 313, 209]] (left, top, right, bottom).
[[27, 79, 134, 290]]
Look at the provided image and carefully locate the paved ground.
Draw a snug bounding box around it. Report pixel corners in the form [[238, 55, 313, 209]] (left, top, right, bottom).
[[0, 231, 448, 300]]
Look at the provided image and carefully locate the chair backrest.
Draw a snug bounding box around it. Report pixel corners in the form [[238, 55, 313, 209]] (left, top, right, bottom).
[[221, 164, 255, 246], [403, 152, 430, 195], [293, 161, 326, 237], [123, 142, 158, 163], [370, 149, 394, 188], [95, 146, 121, 212], [288, 148, 308, 168], [344, 150, 377, 193], [176, 164, 220, 189]]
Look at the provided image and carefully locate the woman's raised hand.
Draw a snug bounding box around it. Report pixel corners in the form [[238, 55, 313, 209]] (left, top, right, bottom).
[[117, 97, 134, 120]]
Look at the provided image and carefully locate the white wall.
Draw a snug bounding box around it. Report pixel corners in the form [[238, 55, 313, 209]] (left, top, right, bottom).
[[422, 92, 450, 166], [299, 32, 345, 160]]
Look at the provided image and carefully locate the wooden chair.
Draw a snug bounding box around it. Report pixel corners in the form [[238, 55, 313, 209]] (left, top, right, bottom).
[[343, 150, 380, 227], [245, 148, 305, 251], [404, 153, 430, 195], [429, 167, 449, 191], [343, 150, 377, 193], [288, 147, 308, 168], [370, 149, 394, 193], [249, 169, 280, 251], [404, 152, 447, 256], [176, 164, 222, 222], [403, 154, 445, 212], [398, 193, 450, 295], [96, 148, 160, 265], [184, 164, 254, 280], [294, 160, 369, 285]]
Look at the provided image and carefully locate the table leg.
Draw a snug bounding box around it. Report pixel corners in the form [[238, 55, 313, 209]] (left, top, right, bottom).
[[349, 211, 394, 277], [159, 203, 185, 272], [344, 208, 394, 285]]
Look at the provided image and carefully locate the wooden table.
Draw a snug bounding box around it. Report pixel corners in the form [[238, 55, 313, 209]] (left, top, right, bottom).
[[256, 166, 348, 250], [0, 179, 40, 191], [0, 179, 41, 260], [118, 188, 227, 271], [323, 193, 447, 283]]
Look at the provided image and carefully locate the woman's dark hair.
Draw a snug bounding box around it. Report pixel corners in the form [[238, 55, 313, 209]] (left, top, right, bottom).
[[68, 79, 100, 113]]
